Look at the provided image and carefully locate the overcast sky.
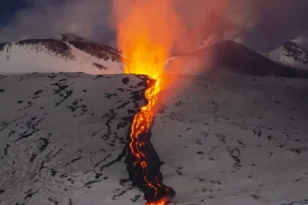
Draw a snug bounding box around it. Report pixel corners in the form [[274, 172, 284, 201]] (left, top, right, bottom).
[[0, 0, 307, 52]]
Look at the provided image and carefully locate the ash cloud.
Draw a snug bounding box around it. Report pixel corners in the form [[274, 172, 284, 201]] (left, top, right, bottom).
[[0, 0, 307, 52], [172, 0, 308, 52], [244, 0, 308, 52], [0, 0, 114, 44], [172, 0, 263, 53]]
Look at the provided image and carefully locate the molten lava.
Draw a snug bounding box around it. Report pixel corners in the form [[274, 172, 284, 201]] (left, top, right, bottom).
[[121, 35, 175, 205], [123, 47, 175, 204], [113, 0, 177, 204], [126, 75, 175, 205]]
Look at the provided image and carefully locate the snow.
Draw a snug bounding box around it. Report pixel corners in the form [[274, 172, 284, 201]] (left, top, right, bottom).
[[266, 40, 308, 71], [1, 72, 308, 205], [0, 41, 123, 75], [0, 73, 147, 205], [153, 75, 308, 205]]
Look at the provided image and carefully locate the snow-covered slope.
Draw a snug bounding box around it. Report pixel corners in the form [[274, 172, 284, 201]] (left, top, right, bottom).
[[2, 36, 308, 79], [266, 38, 308, 70], [0, 38, 123, 74], [154, 75, 308, 205], [1, 73, 308, 205], [0, 73, 148, 205]]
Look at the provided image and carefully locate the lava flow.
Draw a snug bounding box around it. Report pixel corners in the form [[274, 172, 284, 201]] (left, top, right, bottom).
[[125, 76, 175, 205], [122, 45, 175, 205], [120, 33, 176, 205], [113, 0, 180, 204]]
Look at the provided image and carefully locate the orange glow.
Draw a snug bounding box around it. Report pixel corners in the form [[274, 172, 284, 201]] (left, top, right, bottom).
[[146, 196, 169, 205], [112, 1, 259, 203], [129, 79, 167, 204], [113, 0, 183, 79], [112, 1, 180, 203]]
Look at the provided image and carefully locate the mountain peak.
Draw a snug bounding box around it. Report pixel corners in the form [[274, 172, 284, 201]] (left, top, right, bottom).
[[266, 37, 308, 70], [282, 40, 308, 64]]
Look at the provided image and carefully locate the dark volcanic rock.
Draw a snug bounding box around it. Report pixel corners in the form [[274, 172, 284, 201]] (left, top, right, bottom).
[[210, 40, 308, 78], [282, 41, 308, 65], [169, 40, 308, 78], [69, 41, 122, 63], [0, 43, 5, 52], [16, 39, 75, 60]]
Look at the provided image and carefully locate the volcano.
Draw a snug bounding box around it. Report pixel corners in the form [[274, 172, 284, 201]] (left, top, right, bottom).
[[1, 28, 308, 205], [167, 40, 308, 78]]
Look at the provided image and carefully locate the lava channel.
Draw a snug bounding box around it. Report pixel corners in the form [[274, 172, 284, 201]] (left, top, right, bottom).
[[125, 77, 175, 205]]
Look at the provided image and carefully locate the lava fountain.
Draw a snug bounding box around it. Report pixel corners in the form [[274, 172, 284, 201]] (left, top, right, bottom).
[[112, 0, 183, 204]]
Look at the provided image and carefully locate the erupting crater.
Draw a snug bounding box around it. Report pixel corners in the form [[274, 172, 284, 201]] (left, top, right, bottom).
[[113, 0, 180, 203], [119, 40, 176, 205]]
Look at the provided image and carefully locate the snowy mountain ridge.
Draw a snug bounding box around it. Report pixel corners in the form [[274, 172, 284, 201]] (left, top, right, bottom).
[[2, 36, 308, 79], [0, 38, 123, 74], [266, 38, 308, 70]]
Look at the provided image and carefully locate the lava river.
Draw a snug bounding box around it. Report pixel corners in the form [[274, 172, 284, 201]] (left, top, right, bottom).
[[125, 77, 175, 205], [112, 0, 181, 203]]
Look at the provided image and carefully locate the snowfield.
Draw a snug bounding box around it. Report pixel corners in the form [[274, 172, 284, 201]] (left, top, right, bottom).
[[1, 72, 308, 205], [154, 75, 308, 205], [0, 39, 123, 75], [0, 73, 148, 205]]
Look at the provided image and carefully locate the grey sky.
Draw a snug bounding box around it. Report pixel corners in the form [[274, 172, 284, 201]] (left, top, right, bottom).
[[0, 0, 307, 52]]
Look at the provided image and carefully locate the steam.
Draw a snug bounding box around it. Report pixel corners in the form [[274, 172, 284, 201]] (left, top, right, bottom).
[[0, 0, 113, 43], [111, 0, 264, 75], [111, 0, 262, 55], [0, 0, 271, 47], [0, 0, 307, 52], [172, 0, 261, 53]]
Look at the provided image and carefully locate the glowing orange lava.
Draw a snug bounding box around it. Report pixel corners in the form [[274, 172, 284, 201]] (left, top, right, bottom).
[[128, 78, 166, 203], [146, 196, 169, 205], [123, 44, 171, 205], [120, 20, 171, 205], [113, 0, 177, 204]]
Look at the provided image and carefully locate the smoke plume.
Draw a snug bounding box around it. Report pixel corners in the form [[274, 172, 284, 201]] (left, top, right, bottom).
[[0, 0, 113, 43], [0, 0, 307, 52], [111, 0, 265, 56], [111, 0, 264, 76]]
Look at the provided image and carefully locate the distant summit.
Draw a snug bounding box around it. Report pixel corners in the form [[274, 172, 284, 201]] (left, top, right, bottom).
[[266, 36, 308, 70], [167, 40, 308, 78]]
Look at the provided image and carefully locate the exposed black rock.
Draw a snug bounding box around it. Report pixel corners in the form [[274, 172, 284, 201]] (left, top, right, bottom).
[[0, 43, 5, 51], [93, 63, 107, 70], [210, 40, 308, 78], [170, 40, 308, 78], [68, 41, 122, 63], [16, 39, 75, 60], [283, 41, 308, 65]]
